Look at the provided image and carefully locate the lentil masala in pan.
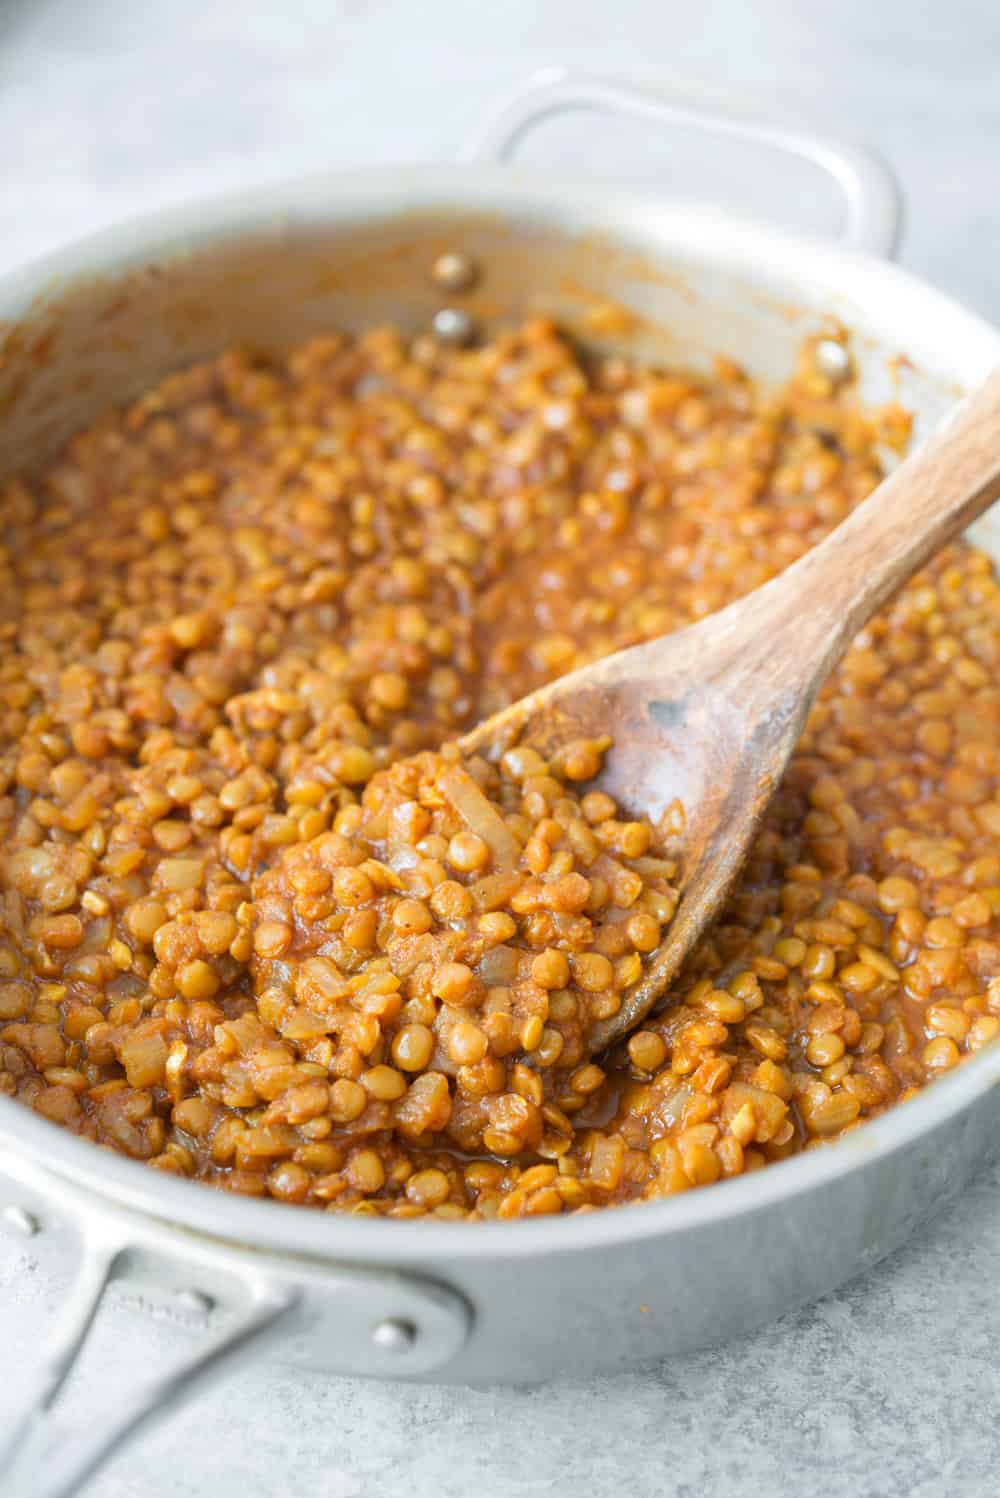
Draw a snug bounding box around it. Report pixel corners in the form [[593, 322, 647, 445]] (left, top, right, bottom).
[[1, 318, 998, 1220]]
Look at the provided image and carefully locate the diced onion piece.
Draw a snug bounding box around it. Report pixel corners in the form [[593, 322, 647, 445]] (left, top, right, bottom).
[[477, 944, 520, 984], [437, 765, 521, 871], [120, 1028, 168, 1089], [587, 1133, 625, 1191]]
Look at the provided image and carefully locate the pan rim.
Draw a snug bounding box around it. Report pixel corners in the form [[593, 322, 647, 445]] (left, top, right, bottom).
[[2, 160, 999, 1265]]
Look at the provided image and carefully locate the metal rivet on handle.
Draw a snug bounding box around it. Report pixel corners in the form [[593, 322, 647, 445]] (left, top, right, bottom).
[[371, 1317, 418, 1354], [815, 339, 851, 382], [1, 1205, 39, 1237], [431, 252, 478, 293], [432, 308, 474, 346]]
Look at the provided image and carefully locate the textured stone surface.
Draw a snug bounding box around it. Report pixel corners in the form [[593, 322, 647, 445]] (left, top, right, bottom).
[[1, 2, 999, 1494]]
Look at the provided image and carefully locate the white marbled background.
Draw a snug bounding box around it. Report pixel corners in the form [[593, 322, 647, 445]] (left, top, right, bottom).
[[1, 2, 999, 1495]]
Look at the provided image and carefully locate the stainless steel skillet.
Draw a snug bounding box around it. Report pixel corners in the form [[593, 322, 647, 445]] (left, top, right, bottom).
[[1, 69, 998, 1498]]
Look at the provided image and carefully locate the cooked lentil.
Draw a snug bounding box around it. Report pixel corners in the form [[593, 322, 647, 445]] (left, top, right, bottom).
[[250, 741, 677, 1156], [1, 316, 997, 1221]]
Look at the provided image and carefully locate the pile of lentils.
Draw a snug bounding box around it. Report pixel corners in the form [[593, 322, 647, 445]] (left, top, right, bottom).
[[1, 317, 998, 1220]]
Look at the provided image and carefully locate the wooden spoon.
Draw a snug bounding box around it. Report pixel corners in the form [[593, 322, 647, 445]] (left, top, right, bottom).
[[459, 370, 1000, 1054]]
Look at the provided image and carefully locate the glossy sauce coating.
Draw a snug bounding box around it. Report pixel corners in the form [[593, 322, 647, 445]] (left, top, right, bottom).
[[1, 319, 998, 1219]]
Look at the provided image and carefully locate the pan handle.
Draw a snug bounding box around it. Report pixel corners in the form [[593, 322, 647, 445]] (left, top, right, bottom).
[[465, 67, 900, 259], [0, 1152, 470, 1498], [0, 1229, 297, 1498]]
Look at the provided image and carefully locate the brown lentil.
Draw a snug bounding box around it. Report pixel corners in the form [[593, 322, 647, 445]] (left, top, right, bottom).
[[1, 318, 996, 1221]]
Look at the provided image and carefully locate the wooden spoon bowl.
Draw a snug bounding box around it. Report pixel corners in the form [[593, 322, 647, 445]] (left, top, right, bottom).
[[460, 370, 1000, 1053]]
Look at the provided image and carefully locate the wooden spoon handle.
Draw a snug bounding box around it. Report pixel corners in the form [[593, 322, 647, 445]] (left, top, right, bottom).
[[748, 368, 1000, 684]]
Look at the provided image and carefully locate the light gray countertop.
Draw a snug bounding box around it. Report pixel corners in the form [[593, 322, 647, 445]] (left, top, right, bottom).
[[1, 2, 999, 1494]]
